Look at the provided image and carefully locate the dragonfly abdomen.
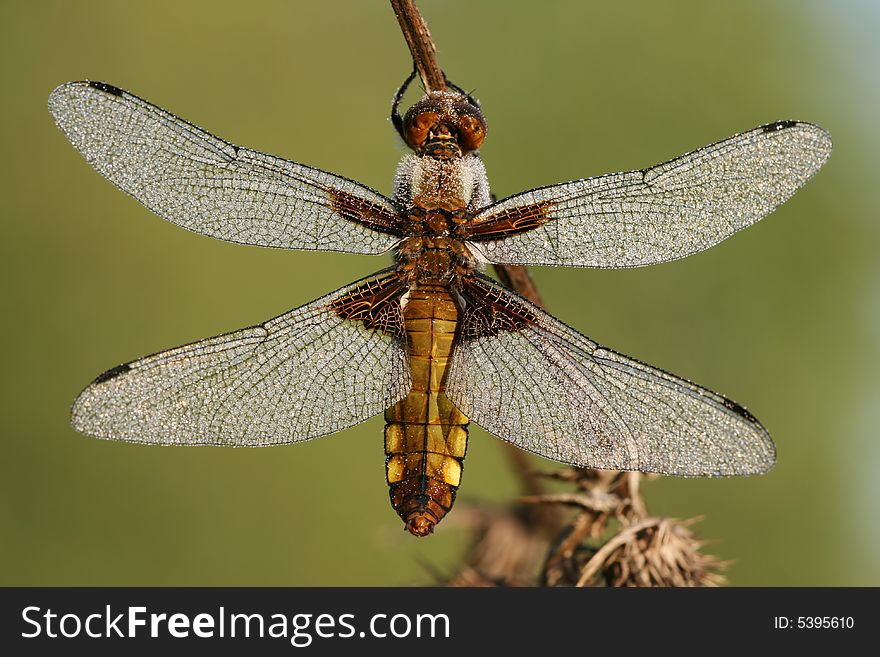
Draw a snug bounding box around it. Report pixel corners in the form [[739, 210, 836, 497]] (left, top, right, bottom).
[[384, 283, 468, 537]]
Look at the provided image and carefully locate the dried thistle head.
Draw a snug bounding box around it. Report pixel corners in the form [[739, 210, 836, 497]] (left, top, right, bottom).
[[576, 516, 728, 587], [440, 463, 728, 588]]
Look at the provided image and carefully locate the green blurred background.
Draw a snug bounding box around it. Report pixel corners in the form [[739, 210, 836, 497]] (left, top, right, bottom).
[[2, 0, 877, 585]]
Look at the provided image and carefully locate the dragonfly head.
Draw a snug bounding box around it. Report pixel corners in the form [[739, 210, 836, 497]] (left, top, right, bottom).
[[402, 91, 487, 158]]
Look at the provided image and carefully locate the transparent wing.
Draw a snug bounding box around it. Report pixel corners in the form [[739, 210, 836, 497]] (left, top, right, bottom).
[[446, 275, 775, 475], [467, 121, 831, 268], [72, 270, 411, 445], [49, 81, 405, 254]]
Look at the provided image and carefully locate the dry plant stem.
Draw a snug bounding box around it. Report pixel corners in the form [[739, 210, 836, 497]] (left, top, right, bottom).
[[390, 0, 447, 92], [614, 471, 650, 519], [501, 445, 545, 498], [575, 518, 660, 586], [492, 264, 545, 307], [519, 493, 617, 514], [542, 512, 596, 587]]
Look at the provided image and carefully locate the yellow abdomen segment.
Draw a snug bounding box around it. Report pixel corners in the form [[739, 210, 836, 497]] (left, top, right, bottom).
[[384, 284, 469, 537]]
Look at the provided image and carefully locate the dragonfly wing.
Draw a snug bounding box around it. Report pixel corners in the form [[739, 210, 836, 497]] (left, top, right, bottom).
[[446, 274, 775, 475], [466, 121, 831, 268], [49, 81, 405, 254], [72, 270, 411, 445]]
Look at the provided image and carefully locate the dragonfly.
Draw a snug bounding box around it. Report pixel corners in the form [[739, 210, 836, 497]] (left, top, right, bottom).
[[49, 75, 831, 536]]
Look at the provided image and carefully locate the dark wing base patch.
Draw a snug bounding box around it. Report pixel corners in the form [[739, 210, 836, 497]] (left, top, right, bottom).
[[331, 272, 407, 338], [460, 201, 554, 240], [457, 275, 540, 337], [328, 190, 407, 236]]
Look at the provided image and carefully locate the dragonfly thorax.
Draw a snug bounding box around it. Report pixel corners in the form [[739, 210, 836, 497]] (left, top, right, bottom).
[[396, 236, 476, 285], [396, 153, 490, 215]]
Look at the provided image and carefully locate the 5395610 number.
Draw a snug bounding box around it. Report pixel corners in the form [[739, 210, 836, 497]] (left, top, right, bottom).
[[774, 616, 854, 629]]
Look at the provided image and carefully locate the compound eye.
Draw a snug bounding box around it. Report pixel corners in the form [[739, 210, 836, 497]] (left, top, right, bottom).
[[404, 111, 439, 149], [457, 115, 486, 151]]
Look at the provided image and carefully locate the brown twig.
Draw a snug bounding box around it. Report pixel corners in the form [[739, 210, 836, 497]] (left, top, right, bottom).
[[576, 518, 661, 586], [492, 264, 545, 308], [518, 492, 618, 514], [390, 0, 447, 92]]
